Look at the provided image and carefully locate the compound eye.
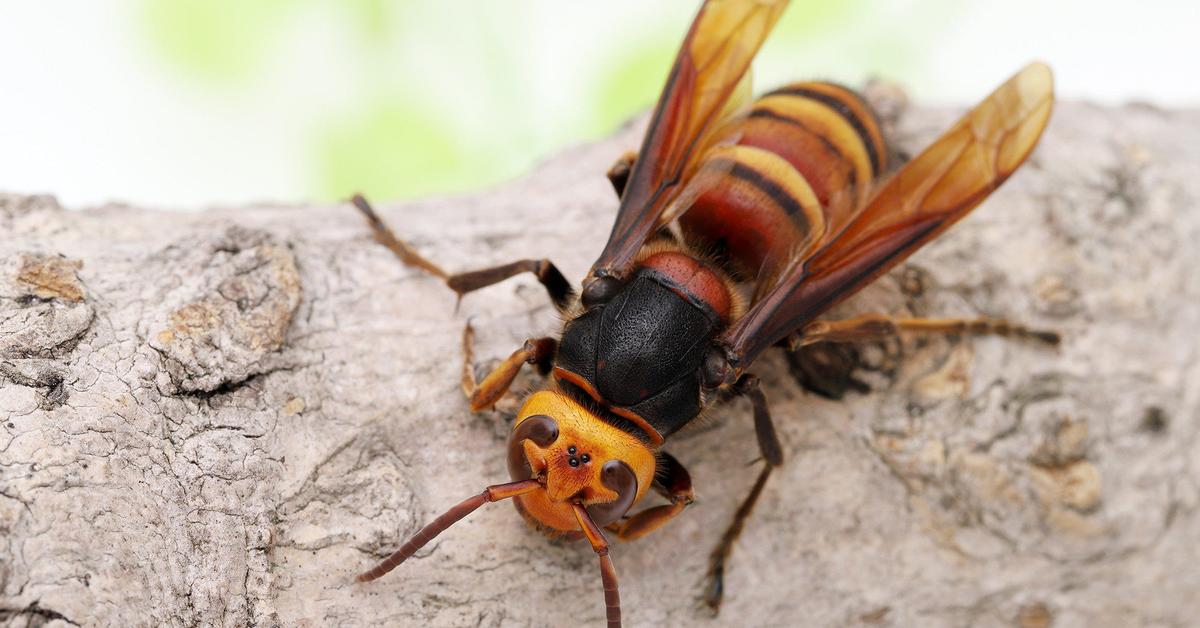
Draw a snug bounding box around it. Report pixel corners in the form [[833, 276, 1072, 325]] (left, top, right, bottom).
[[581, 276, 623, 308], [506, 415, 559, 482], [585, 460, 638, 527]]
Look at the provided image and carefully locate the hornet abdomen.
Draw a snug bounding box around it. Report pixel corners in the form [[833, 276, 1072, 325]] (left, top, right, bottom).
[[680, 81, 891, 284]]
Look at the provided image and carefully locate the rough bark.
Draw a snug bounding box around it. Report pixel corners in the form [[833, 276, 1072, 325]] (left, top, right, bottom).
[[1, 100, 1198, 628]]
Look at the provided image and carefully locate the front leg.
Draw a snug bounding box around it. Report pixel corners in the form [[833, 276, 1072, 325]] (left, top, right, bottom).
[[353, 194, 574, 311], [607, 452, 694, 541], [459, 322, 556, 412]]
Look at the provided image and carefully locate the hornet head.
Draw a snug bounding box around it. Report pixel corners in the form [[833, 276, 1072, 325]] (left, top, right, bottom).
[[506, 390, 656, 534]]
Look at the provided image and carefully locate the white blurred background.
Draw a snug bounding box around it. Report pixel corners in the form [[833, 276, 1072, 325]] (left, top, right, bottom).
[[1, 0, 1196, 210]]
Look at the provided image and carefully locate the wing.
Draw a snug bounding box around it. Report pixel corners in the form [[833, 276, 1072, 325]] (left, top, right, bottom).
[[724, 62, 1055, 368], [590, 0, 789, 280]]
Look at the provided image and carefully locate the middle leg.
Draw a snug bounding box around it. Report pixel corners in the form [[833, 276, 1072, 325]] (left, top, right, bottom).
[[703, 374, 783, 613], [704, 463, 774, 614]]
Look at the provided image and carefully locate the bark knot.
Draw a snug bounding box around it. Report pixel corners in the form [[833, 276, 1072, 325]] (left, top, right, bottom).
[[147, 226, 302, 395]]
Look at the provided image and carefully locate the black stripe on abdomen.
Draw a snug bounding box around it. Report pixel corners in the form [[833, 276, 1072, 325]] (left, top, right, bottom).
[[766, 85, 882, 176], [746, 108, 859, 191], [711, 158, 808, 219]]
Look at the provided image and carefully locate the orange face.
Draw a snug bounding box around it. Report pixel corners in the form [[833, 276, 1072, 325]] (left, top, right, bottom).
[[509, 391, 657, 533]]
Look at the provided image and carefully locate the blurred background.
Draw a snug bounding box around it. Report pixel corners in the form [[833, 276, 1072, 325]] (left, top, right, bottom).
[[1, 0, 1196, 211]]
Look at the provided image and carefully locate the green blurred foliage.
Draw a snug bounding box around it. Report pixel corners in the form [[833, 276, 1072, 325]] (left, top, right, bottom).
[[590, 40, 676, 137], [139, 0, 942, 203], [773, 0, 863, 39], [588, 1, 865, 138], [316, 102, 473, 201], [347, 0, 396, 44], [142, 0, 289, 82]]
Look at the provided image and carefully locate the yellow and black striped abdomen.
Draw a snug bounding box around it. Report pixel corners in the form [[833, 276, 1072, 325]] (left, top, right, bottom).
[[752, 82, 888, 212], [680, 81, 890, 280]]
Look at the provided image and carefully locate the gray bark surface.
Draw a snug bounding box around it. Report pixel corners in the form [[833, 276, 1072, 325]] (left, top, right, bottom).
[[1, 101, 1198, 628]]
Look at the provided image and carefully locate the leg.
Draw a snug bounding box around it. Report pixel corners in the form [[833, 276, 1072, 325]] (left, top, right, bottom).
[[352, 194, 575, 311], [793, 312, 1060, 348], [459, 322, 556, 412], [703, 374, 783, 612], [784, 342, 871, 400], [447, 260, 573, 312], [607, 452, 694, 541], [704, 463, 774, 614], [731, 374, 783, 466], [606, 151, 637, 199]]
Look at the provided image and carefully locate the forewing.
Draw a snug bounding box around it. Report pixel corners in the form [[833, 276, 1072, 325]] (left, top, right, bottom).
[[725, 62, 1055, 366], [591, 0, 788, 279]]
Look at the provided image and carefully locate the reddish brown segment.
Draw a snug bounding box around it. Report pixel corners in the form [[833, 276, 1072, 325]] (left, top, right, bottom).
[[672, 79, 890, 296], [591, 0, 788, 280], [572, 504, 622, 628], [739, 81, 890, 235], [598, 553, 621, 628], [641, 251, 732, 321], [768, 82, 889, 179], [355, 479, 541, 583], [725, 62, 1055, 368], [678, 145, 826, 283], [735, 103, 858, 210]]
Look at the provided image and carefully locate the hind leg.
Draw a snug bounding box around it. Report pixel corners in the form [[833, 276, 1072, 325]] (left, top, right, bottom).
[[793, 313, 1060, 347], [785, 342, 872, 400], [784, 313, 1059, 399]]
